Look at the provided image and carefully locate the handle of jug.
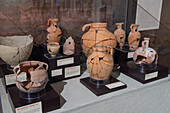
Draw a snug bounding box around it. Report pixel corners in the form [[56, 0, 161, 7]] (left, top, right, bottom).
[[82, 24, 91, 31]]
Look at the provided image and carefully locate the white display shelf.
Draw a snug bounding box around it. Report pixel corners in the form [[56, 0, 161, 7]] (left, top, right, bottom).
[[0, 70, 170, 113]]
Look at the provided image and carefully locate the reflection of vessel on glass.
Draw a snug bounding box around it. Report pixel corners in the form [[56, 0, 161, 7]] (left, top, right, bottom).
[[81, 23, 117, 57], [63, 36, 75, 55], [0, 35, 33, 67], [87, 46, 113, 84], [47, 42, 60, 58], [133, 37, 158, 67], [47, 18, 62, 43], [13, 61, 48, 98], [128, 24, 141, 50], [114, 22, 126, 49]]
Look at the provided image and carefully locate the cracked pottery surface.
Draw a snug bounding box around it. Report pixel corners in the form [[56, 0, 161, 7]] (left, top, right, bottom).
[[114, 22, 126, 49], [47, 18, 62, 43], [87, 46, 114, 80], [0, 35, 33, 66], [63, 36, 75, 55], [13, 61, 48, 93], [47, 42, 60, 58], [128, 24, 141, 50], [81, 23, 117, 57], [133, 38, 158, 64]]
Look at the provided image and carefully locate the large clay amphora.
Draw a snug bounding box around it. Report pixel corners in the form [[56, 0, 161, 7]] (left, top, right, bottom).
[[87, 46, 114, 80], [47, 18, 62, 43], [81, 23, 117, 57], [114, 22, 126, 49], [128, 24, 141, 50]]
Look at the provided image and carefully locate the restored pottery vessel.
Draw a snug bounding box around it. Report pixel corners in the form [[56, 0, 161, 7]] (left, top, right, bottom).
[[47, 18, 62, 43], [128, 24, 141, 50], [13, 61, 48, 93], [0, 35, 33, 66], [114, 22, 126, 49], [47, 42, 60, 58], [63, 36, 75, 55], [81, 23, 117, 56], [87, 46, 114, 80], [133, 38, 158, 64]]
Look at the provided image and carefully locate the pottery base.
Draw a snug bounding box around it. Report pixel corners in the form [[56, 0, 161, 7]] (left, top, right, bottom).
[[8, 84, 60, 113], [114, 45, 135, 65], [80, 76, 127, 96], [120, 61, 169, 84]]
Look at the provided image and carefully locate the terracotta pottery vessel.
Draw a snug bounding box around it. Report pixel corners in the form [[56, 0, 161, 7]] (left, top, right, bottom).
[[133, 38, 158, 64], [128, 24, 141, 50], [87, 46, 114, 80], [47, 42, 60, 58], [81, 23, 117, 57], [47, 18, 62, 43], [63, 36, 75, 55], [114, 22, 126, 49], [13, 61, 48, 93], [0, 35, 33, 66]]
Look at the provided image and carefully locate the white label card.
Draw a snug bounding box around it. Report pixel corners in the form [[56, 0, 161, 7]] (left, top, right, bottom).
[[51, 69, 62, 77], [128, 52, 134, 59], [57, 57, 74, 66], [65, 65, 80, 78], [105, 81, 125, 89], [16, 101, 42, 113], [5, 72, 27, 86], [145, 71, 158, 80]]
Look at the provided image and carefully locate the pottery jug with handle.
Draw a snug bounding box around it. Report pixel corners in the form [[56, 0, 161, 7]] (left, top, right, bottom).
[[87, 46, 114, 80], [47, 18, 62, 43], [128, 24, 141, 50], [114, 22, 126, 49], [81, 23, 117, 57]]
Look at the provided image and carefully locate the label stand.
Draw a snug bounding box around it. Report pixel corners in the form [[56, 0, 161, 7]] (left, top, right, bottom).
[[0, 58, 14, 93], [43, 53, 81, 82], [8, 84, 60, 113], [114, 45, 135, 65], [80, 76, 127, 96], [120, 61, 169, 84]]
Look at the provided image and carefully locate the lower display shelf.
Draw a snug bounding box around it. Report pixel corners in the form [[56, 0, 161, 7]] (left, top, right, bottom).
[[0, 71, 170, 113]]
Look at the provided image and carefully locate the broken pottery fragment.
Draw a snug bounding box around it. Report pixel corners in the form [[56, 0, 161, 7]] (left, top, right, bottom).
[[133, 38, 158, 64], [0, 35, 33, 66], [81, 23, 117, 57], [87, 46, 114, 80], [13, 61, 48, 93], [63, 36, 75, 55]]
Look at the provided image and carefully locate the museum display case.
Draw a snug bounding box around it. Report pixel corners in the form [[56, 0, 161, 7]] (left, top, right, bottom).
[[0, 0, 170, 112]]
